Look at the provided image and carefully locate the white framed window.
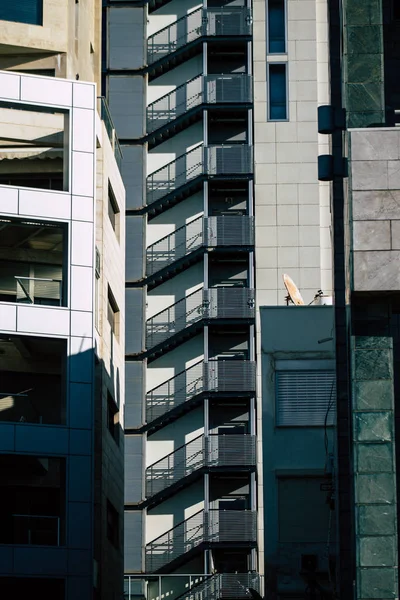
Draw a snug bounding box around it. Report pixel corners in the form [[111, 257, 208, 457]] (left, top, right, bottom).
[[276, 369, 336, 426]]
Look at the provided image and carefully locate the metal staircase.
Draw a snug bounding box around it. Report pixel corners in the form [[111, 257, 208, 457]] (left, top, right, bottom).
[[147, 74, 253, 146], [145, 215, 254, 288], [146, 509, 257, 572], [145, 287, 255, 358], [147, 7, 252, 77], [146, 359, 256, 428], [146, 433, 256, 500], [147, 145, 253, 215]]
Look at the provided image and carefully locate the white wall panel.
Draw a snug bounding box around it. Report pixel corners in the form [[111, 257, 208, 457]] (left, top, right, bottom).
[[20, 76, 73, 107], [17, 306, 70, 336], [0, 186, 18, 214], [0, 304, 17, 331], [70, 266, 93, 312], [71, 221, 94, 267], [72, 108, 94, 153], [72, 152, 94, 197], [19, 189, 71, 220]]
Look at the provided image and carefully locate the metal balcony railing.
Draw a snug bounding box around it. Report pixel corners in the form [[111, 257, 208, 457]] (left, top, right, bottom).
[[14, 276, 63, 306], [146, 216, 254, 280], [146, 433, 256, 498], [146, 287, 255, 351], [146, 509, 256, 572], [147, 145, 253, 207], [146, 359, 256, 424], [147, 74, 252, 135], [97, 96, 123, 170], [147, 7, 252, 66], [123, 573, 261, 600], [146, 216, 204, 278]]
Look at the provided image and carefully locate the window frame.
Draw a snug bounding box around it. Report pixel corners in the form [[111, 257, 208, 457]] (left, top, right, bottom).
[[266, 0, 287, 54], [108, 181, 120, 241], [107, 285, 120, 341], [106, 499, 119, 549], [267, 62, 289, 122], [107, 391, 120, 446]]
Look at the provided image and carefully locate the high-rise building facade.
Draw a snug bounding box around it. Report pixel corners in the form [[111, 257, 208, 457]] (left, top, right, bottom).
[[0, 2, 125, 599], [103, 0, 333, 598]]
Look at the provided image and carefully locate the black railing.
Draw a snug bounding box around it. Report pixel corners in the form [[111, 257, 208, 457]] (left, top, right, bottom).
[[145, 434, 256, 498], [146, 287, 255, 351], [97, 96, 123, 170], [146, 509, 256, 572], [147, 145, 253, 207], [146, 216, 203, 278], [147, 7, 252, 66], [147, 74, 253, 135], [146, 216, 254, 279], [146, 359, 256, 424]]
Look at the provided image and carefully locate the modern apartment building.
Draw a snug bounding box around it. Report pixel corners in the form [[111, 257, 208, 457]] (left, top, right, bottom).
[[0, 3, 125, 600], [103, 0, 333, 598]]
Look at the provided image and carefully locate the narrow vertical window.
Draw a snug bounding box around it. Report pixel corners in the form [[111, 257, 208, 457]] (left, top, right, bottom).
[[267, 0, 286, 53], [107, 286, 120, 340], [108, 182, 120, 240], [268, 64, 287, 121]]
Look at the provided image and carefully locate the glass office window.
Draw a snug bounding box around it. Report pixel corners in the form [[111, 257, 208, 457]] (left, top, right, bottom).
[[0, 0, 43, 25], [267, 0, 286, 53], [268, 64, 287, 120]]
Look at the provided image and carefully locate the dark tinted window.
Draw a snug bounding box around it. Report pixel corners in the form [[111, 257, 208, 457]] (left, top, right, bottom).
[[268, 0, 286, 53], [269, 64, 287, 120], [0, 1, 43, 25]]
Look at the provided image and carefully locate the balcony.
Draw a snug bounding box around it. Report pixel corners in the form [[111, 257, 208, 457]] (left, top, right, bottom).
[[147, 74, 252, 146], [145, 215, 254, 288], [124, 573, 261, 600], [146, 509, 257, 573], [145, 434, 256, 501], [147, 145, 253, 216], [147, 7, 252, 77], [146, 359, 256, 429], [145, 287, 255, 358]]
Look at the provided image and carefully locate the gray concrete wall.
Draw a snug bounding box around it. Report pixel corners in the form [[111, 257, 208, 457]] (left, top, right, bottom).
[[350, 128, 400, 291]]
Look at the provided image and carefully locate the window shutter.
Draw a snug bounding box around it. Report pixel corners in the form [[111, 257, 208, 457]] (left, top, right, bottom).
[[276, 370, 336, 426]]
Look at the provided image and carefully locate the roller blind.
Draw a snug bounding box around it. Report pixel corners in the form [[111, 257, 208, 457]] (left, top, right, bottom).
[[276, 370, 336, 426]]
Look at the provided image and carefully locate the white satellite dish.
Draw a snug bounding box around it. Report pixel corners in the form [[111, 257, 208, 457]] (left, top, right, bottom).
[[283, 274, 305, 306]]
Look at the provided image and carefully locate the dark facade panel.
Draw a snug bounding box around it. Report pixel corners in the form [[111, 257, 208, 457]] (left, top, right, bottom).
[[126, 215, 145, 281], [108, 7, 145, 70], [125, 361, 144, 428], [108, 76, 145, 139], [126, 288, 145, 354], [121, 145, 144, 210]]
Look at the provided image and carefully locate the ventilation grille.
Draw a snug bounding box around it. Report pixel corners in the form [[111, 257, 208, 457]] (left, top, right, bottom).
[[276, 370, 336, 426]]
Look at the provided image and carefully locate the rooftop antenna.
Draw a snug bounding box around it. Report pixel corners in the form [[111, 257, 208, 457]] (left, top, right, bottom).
[[283, 273, 305, 306]]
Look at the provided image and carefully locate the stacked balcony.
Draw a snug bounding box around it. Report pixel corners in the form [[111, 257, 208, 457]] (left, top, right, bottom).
[[146, 145, 253, 217], [146, 359, 256, 429], [146, 215, 254, 287], [139, 0, 257, 590], [145, 433, 256, 502], [146, 509, 257, 573], [147, 7, 252, 77], [147, 74, 252, 147], [144, 287, 255, 359]]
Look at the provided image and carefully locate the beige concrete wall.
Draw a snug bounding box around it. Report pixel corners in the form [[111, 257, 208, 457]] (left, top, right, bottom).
[[0, 0, 101, 88], [94, 119, 126, 600]]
